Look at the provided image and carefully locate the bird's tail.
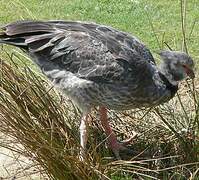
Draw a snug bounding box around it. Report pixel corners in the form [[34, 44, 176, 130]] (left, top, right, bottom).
[[0, 20, 55, 49]]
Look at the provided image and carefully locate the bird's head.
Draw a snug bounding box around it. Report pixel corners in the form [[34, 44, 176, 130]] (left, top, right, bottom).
[[159, 50, 195, 85]]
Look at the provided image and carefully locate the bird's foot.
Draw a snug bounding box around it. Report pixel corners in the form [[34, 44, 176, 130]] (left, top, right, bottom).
[[109, 135, 137, 160]]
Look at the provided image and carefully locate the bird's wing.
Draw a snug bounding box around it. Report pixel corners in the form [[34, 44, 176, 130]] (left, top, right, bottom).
[[50, 20, 155, 65], [0, 20, 155, 84]]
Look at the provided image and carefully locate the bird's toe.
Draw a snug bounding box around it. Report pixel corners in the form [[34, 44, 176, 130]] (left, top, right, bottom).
[[111, 142, 134, 160]]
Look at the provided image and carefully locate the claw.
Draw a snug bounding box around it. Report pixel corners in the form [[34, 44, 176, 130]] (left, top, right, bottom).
[[110, 140, 135, 160], [121, 136, 135, 146]]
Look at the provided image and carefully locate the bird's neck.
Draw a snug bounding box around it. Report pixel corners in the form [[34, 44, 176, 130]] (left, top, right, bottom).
[[158, 62, 179, 86], [158, 62, 179, 99]]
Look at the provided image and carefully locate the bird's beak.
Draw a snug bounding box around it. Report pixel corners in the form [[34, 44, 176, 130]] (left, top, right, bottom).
[[184, 65, 195, 79]]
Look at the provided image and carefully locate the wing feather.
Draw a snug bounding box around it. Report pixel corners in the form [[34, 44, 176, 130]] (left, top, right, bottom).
[[0, 20, 155, 84]]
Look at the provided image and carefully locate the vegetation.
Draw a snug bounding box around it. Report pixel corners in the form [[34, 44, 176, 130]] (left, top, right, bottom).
[[0, 0, 198, 54], [0, 0, 198, 179]]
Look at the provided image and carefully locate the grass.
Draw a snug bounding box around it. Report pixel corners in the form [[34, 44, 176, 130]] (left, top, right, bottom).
[[0, 0, 198, 54], [0, 0, 199, 179]]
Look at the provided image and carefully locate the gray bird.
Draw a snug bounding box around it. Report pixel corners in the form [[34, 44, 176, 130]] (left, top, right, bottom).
[[0, 20, 195, 159]]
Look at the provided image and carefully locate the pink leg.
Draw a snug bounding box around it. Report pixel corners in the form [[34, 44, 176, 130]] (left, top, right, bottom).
[[99, 107, 134, 159]]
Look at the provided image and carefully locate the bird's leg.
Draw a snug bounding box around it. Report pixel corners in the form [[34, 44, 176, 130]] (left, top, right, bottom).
[[99, 107, 134, 159], [79, 114, 88, 160]]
